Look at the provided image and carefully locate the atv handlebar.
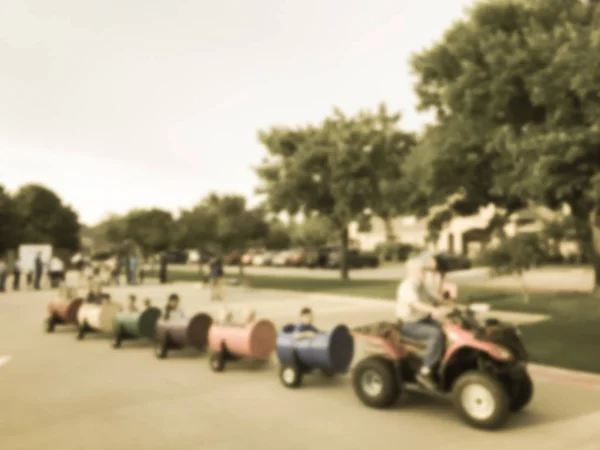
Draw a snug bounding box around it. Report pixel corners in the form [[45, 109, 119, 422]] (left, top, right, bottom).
[[446, 306, 481, 330]]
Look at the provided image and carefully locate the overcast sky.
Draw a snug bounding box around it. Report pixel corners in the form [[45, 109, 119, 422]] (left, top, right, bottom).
[[0, 0, 475, 225]]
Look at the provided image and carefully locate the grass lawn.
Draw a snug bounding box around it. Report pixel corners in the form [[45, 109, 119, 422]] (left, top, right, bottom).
[[146, 269, 600, 374]]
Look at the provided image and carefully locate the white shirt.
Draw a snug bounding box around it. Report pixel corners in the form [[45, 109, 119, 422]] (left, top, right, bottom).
[[396, 277, 442, 322], [49, 257, 64, 272]]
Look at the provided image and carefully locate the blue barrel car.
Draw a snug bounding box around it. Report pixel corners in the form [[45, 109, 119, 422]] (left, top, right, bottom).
[[276, 324, 354, 388]]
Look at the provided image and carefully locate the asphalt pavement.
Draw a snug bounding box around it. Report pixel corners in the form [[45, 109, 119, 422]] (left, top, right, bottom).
[[1, 284, 599, 450]]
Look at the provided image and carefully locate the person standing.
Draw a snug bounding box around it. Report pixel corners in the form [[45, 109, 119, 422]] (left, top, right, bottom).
[[12, 258, 21, 291], [0, 257, 6, 293], [110, 257, 120, 285], [159, 253, 168, 284], [48, 256, 65, 288], [209, 255, 224, 301], [34, 252, 43, 290], [130, 255, 138, 285]]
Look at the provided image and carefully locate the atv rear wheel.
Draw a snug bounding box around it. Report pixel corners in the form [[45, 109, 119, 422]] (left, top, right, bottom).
[[279, 364, 303, 388], [452, 371, 510, 430], [352, 356, 401, 408], [508, 371, 533, 412]]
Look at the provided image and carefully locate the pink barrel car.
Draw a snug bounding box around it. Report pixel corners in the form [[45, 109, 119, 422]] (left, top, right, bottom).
[[45, 298, 83, 332], [208, 319, 277, 372]]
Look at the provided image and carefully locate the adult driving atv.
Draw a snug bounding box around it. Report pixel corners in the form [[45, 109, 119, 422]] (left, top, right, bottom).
[[351, 253, 533, 430]]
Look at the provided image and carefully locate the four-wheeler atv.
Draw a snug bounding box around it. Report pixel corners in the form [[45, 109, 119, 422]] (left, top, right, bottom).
[[351, 304, 533, 430]]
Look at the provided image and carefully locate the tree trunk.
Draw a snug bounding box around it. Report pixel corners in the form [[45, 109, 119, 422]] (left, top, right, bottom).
[[570, 204, 600, 294], [589, 207, 600, 294], [518, 271, 529, 304], [383, 217, 396, 243], [340, 226, 349, 280]]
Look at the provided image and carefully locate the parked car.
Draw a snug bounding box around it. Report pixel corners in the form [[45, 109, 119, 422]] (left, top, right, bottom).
[[303, 248, 319, 268], [272, 250, 293, 267], [223, 250, 241, 266], [420, 251, 472, 273], [241, 249, 260, 266], [358, 252, 379, 268], [187, 249, 200, 264], [163, 250, 188, 264], [326, 249, 379, 269], [252, 251, 275, 266], [316, 247, 334, 268], [287, 248, 306, 267]]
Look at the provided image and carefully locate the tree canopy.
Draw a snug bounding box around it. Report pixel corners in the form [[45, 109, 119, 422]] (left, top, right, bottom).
[[256, 105, 415, 278], [3, 184, 82, 252], [409, 0, 600, 288]]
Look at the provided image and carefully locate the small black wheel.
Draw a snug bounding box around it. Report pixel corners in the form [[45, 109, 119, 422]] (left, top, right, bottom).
[[452, 370, 510, 430], [112, 329, 123, 349], [155, 338, 168, 359], [209, 352, 226, 372], [76, 324, 86, 340], [279, 364, 303, 388], [45, 317, 56, 333], [508, 371, 534, 412], [352, 356, 401, 408]]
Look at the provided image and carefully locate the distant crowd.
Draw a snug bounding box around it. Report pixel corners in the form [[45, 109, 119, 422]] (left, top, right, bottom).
[[0, 252, 65, 292], [0, 250, 227, 301]]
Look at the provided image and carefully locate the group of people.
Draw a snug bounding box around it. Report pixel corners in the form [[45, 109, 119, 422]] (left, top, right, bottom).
[[0, 252, 65, 293], [81, 281, 320, 340]]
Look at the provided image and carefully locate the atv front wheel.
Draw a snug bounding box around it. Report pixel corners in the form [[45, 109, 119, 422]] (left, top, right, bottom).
[[508, 371, 533, 412], [452, 371, 510, 430], [352, 356, 401, 408]]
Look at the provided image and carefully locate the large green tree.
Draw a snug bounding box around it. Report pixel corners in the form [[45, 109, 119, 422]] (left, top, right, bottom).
[[95, 208, 175, 256], [409, 0, 600, 290], [12, 184, 81, 251], [290, 215, 335, 248], [124, 208, 175, 256], [174, 204, 218, 250], [358, 104, 417, 242], [264, 218, 292, 250], [257, 105, 412, 279], [0, 185, 20, 255]]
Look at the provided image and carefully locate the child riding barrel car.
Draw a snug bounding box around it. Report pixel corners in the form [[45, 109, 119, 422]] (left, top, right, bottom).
[[351, 252, 533, 430]]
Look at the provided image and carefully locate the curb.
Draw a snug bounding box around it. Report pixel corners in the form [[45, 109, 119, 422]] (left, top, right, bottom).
[[528, 364, 600, 388]]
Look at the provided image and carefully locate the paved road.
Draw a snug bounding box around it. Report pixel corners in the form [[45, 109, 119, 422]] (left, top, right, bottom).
[[1, 284, 599, 450]]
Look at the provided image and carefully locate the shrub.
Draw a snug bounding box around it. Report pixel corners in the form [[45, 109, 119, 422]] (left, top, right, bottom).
[[481, 233, 548, 302]]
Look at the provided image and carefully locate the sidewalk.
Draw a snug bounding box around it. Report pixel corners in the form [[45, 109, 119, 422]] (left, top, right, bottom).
[[448, 266, 595, 293]]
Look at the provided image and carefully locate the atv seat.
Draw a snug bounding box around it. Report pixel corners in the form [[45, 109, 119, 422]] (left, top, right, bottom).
[[399, 336, 427, 348]]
